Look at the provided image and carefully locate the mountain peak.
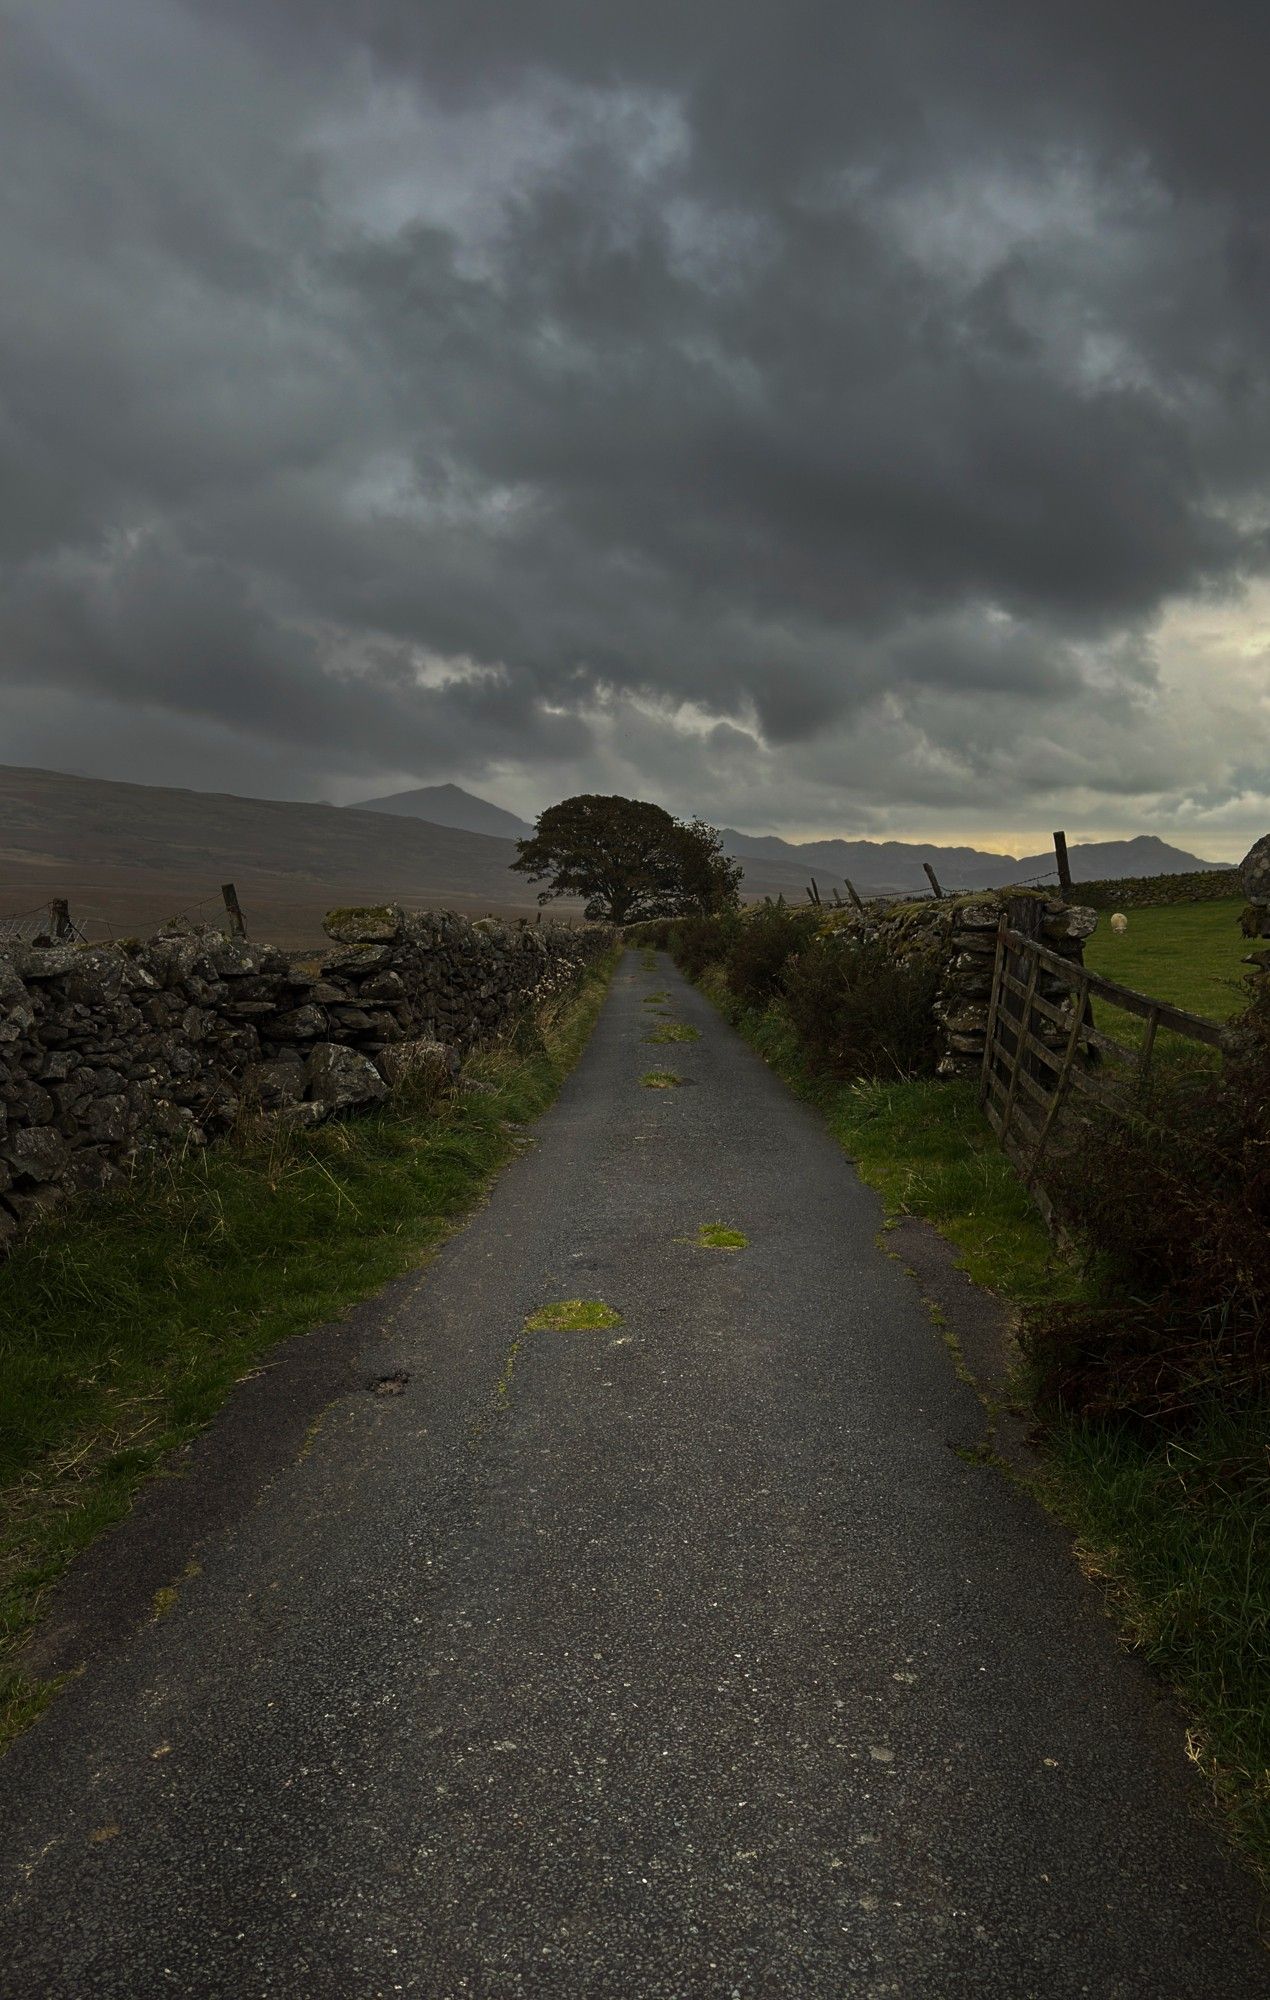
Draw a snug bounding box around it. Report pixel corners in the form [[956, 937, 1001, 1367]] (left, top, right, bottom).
[[350, 784, 533, 842]]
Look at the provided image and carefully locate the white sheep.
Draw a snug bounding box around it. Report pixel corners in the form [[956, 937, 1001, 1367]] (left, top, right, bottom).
[[1109, 912, 1128, 934]]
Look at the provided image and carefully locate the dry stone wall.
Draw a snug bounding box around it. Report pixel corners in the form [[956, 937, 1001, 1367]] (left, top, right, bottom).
[[0, 906, 612, 1251], [1074, 869, 1238, 909], [817, 888, 1096, 1079]]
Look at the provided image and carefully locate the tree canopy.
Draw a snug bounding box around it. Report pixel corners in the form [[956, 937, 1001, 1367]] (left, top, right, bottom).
[[511, 794, 743, 925]]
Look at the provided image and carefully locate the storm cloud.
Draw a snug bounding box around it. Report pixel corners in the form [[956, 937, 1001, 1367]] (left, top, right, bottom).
[[3, 0, 1269, 850]]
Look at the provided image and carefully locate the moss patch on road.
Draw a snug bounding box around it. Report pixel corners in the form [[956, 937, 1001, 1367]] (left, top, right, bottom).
[[691, 1223, 749, 1250], [524, 1299, 623, 1332], [641, 1070, 683, 1089], [0, 948, 620, 1754], [646, 1021, 700, 1044]]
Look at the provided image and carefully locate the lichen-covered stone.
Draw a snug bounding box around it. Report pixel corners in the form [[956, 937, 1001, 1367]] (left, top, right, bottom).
[[320, 943, 394, 974], [1042, 904, 1099, 942], [322, 904, 405, 945], [304, 1042, 390, 1111], [270, 1004, 328, 1041], [1240, 833, 1270, 906], [12, 944, 84, 980], [953, 902, 1003, 930], [240, 1059, 307, 1109], [3, 1125, 70, 1182], [377, 1037, 459, 1090]]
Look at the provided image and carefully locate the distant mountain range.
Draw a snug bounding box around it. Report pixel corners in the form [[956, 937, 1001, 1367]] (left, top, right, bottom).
[[0, 765, 1231, 949], [715, 829, 1228, 896], [351, 784, 1228, 896]]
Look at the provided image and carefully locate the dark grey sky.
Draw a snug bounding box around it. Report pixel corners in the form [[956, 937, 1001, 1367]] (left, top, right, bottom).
[[3, 0, 1269, 854]]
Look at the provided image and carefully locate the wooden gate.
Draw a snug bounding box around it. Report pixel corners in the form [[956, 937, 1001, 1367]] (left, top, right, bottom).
[[979, 910, 1228, 1222]]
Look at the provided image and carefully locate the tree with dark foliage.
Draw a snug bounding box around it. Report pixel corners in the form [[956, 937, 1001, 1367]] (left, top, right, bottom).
[[512, 794, 742, 925]]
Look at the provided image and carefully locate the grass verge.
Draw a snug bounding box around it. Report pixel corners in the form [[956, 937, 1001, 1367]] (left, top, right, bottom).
[[700, 969, 1085, 1307], [689, 954, 1268, 1877], [1043, 1400, 1269, 1862], [0, 949, 619, 1748]]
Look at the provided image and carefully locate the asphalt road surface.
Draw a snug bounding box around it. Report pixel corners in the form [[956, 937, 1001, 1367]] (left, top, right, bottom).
[[0, 952, 1264, 1997]]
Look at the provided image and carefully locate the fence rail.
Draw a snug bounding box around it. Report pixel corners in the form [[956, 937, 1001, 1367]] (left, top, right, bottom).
[[979, 916, 1228, 1224]]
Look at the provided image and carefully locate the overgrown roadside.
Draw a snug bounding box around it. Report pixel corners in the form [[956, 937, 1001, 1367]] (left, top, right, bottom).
[[645, 925, 1269, 1879], [0, 947, 621, 1750]]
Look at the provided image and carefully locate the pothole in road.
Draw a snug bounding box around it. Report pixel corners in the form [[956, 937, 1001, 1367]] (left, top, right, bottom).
[[371, 1371, 410, 1395]]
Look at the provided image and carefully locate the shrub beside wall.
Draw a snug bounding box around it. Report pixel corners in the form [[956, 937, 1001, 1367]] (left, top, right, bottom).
[[0, 907, 612, 1250], [637, 888, 1095, 1082], [1024, 973, 1270, 1421]]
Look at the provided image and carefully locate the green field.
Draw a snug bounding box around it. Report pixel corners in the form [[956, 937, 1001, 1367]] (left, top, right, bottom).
[[1083, 897, 1249, 1045]]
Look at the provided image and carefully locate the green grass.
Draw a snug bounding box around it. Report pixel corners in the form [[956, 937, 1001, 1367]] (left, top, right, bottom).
[[691, 1223, 749, 1250], [1084, 898, 1249, 1019], [1083, 897, 1250, 1056], [0, 952, 619, 1743], [1043, 1401, 1270, 1861], [641, 1070, 683, 1089], [523, 1298, 623, 1332], [703, 970, 1082, 1307], [690, 952, 1267, 1876], [645, 1020, 700, 1044]]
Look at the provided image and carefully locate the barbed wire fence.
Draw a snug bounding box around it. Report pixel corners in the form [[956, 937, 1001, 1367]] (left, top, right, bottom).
[[0, 883, 247, 948], [0, 899, 88, 946]]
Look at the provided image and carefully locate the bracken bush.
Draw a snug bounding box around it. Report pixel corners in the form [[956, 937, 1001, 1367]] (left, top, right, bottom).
[[639, 907, 941, 1084], [779, 934, 941, 1080], [1023, 974, 1270, 1425], [674, 912, 741, 982], [721, 906, 815, 1007]]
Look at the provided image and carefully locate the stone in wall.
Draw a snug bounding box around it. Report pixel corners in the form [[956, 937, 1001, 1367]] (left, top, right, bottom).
[[1239, 835, 1270, 939]]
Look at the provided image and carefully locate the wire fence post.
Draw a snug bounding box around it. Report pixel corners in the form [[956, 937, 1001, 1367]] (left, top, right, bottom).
[[221, 883, 247, 938]]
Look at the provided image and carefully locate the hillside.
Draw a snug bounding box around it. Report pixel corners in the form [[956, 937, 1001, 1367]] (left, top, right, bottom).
[[0, 766, 573, 946]]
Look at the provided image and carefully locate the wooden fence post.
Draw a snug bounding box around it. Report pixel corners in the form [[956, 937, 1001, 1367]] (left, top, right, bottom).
[[1053, 830, 1072, 897], [843, 878, 865, 912], [922, 863, 944, 899], [221, 883, 247, 938], [48, 898, 72, 940]]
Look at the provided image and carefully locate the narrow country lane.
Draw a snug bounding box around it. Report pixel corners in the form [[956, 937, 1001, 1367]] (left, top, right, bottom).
[[0, 951, 1263, 1997]]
